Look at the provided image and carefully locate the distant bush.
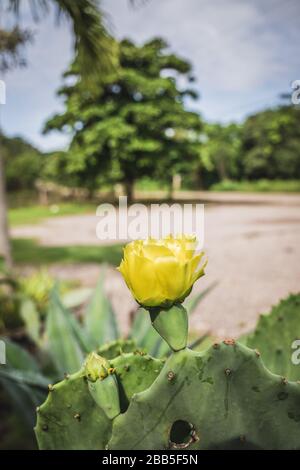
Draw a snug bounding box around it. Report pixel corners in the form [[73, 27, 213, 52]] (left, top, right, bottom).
[[210, 179, 300, 192], [1, 134, 43, 191]]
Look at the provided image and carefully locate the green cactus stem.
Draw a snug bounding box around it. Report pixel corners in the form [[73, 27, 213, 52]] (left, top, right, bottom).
[[88, 373, 120, 420], [148, 304, 188, 352]]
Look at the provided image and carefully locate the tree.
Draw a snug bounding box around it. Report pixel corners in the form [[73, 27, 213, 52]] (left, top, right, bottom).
[[44, 38, 202, 201], [193, 122, 242, 189], [0, 0, 115, 267], [0, 26, 31, 268], [0, 133, 43, 191], [240, 105, 300, 180]]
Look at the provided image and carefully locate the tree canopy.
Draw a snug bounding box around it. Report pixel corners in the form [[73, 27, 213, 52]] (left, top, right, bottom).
[[44, 38, 203, 198], [0, 134, 43, 191], [240, 105, 300, 180]]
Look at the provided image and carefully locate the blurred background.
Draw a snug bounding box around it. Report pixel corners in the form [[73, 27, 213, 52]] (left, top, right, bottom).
[[0, 0, 299, 449]]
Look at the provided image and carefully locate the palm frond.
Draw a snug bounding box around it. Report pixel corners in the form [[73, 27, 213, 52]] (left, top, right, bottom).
[[5, 0, 117, 77], [0, 26, 32, 72], [53, 0, 116, 77]]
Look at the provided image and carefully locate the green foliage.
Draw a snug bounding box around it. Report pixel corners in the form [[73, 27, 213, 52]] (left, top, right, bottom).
[[5, 0, 116, 79], [188, 106, 300, 190], [240, 105, 300, 180], [0, 268, 72, 334], [19, 269, 55, 313], [0, 134, 43, 191], [211, 179, 300, 192], [45, 286, 85, 375], [84, 272, 119, 348], [241, 294, 300, 381], [19, 298, 41, 345], [0, 339, 50, 429], [44, 38, 202, 195], [12, 238, 123, 265], [195, 123, 242, 189], [109, 343, 300, 450], [0, 26, 31, 72], [0, 291, 20, 331], [9, 202, 95, 226]]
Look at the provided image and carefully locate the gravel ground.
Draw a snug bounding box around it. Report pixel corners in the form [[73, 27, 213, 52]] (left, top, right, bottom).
[[12, 193, 300, 339]]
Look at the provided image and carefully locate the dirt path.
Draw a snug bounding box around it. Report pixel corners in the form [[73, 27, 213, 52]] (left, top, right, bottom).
[[12, 193, 300, 339]]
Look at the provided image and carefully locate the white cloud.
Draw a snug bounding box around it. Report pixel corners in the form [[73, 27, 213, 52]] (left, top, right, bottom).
[[104, 0, 298, 91]]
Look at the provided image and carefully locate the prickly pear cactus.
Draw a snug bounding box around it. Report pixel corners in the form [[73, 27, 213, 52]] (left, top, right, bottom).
[[108, 342, 300, 450], [112, 351, 163, 411], [35, 370, 112, 450], [35, 352, 163, 449], [242, 294, 300, 381], [97, 339, 137, 359]]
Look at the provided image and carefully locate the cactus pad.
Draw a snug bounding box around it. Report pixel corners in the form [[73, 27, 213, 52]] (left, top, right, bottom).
[[243, 294, 300, 381], [35, 370, 111, 450], [111, 352, 164, 411], [35, 352, 164, 449], [108, 342, 300, 450], [97, 339, 138, 359]]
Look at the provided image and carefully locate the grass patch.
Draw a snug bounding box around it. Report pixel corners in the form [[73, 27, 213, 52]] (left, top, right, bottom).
[[9, 203, 95, 227], [12, 238, 123, 266], [135, 177, 168, 191], [210, 179, 300, 193]]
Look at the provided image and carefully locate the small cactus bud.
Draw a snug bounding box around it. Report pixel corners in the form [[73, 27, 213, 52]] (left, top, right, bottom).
[[84, 352, 109, 382]]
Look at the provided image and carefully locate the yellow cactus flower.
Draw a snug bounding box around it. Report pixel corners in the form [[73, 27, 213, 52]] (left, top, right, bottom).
[[117, 235, 207, 308]]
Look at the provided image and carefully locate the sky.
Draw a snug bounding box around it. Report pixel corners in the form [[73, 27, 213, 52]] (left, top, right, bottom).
[[0, 0, 299, 152]]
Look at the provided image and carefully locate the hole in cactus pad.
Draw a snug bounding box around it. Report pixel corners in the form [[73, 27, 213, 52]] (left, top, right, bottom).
[[169, 420, 198, 449]]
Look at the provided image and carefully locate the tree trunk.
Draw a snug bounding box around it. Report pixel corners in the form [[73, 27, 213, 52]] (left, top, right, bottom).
[[196, 166, 204, 189], [167, 181, 174, 200], [217, 154, 228, 181], [0, 150, 12, 268], [124, 180, 134, 204]]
